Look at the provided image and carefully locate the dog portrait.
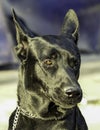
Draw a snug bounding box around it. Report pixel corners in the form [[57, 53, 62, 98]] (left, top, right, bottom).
[[8, 9, 88, 130]]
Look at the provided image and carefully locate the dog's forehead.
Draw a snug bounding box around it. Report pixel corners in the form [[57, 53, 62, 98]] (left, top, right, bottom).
[[29, 36, 79, 57]]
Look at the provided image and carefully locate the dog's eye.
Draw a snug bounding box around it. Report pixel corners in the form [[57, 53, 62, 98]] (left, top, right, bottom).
[[69, 57, 79, 70], [43, 59, 54, 67]]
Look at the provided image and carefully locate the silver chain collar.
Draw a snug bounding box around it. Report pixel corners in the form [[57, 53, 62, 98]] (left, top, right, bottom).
[[12, 106, 39, 130], [20, 106, 38, 119], [12, 106, 20, 130]]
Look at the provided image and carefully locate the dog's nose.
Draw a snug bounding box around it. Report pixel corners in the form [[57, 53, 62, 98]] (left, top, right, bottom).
[[65, 88, 81, 98]]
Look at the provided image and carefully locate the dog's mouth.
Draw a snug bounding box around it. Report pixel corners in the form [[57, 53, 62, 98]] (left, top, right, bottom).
[[46, 101, 66, 120], [48, 102, 60, 114], [48, 100, 75, 112], [44, 101, 74, 120], [48, 102, 57, 110], [49, 100, 75, 112], [48, 102, 67, 111], [48, 92, 81, 112]]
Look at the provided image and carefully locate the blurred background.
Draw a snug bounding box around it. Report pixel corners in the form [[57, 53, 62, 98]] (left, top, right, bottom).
[[0, 0, 100, 130]]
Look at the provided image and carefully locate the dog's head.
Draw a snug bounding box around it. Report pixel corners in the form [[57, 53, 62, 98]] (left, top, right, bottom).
[[13, 9, 82, 120]]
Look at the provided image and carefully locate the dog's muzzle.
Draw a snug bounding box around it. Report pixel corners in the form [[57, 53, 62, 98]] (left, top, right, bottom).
[[52, 85, 82, 109]]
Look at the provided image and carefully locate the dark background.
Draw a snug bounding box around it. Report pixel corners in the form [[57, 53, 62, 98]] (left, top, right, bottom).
[[0, 0, 100, 67]]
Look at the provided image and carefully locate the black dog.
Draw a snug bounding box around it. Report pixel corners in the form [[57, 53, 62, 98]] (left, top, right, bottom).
[[8, 9, 88, 130]]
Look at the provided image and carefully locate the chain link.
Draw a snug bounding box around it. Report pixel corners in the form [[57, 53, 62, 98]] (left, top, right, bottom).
[[12, 106, 39, 130], [12, 106, 20, 130]]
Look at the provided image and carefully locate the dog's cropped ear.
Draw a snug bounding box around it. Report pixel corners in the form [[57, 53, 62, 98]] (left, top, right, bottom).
[[61, 9, 79, 44], [12, 9, 31, 62]]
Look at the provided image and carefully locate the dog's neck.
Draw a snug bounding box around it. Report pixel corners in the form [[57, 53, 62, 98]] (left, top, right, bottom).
[[17, 68, 50, 120]]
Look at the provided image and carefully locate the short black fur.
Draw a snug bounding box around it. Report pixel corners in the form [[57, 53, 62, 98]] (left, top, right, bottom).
[[8, 9, 88, 130]]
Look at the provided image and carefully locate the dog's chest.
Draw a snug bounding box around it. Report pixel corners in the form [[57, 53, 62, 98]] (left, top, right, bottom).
[[26, 118, 75, 130]]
